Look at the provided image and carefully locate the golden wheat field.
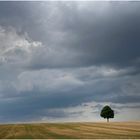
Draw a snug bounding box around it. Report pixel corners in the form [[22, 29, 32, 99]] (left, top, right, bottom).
[[0, 122, 139, 139]]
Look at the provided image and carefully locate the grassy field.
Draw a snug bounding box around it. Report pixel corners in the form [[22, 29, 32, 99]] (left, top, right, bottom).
[[0, 122, 139, 139]]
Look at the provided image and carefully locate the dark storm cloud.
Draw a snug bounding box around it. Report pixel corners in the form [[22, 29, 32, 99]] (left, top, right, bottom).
[[0, 1, 140, 122], [0, 2, 140, 70], [27, 2, 140, 70]]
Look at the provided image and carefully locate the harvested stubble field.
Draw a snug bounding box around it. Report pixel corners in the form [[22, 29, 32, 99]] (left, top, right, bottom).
[[0, 122, 140, 139]]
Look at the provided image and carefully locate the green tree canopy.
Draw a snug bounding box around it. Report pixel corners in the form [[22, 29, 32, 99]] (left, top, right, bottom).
[[100, 105, 114, 122]]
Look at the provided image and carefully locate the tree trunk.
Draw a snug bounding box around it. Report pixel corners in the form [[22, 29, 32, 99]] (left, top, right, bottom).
[[107, 118, 109, 122]]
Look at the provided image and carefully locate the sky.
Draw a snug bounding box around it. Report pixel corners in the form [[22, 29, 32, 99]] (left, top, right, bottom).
[[0, 1, 140, 123]]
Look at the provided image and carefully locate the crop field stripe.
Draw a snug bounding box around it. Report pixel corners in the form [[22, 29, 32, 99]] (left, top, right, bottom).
[[0, 125, 13, 138], [0, 122, 139, 139], [81, 123, 140, 133]]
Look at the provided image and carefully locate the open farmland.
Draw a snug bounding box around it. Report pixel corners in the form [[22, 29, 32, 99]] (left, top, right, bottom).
[[0, 122, 139, 139]]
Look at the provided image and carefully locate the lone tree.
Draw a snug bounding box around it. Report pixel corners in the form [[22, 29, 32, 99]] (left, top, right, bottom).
[[100, 105, 114, 122]]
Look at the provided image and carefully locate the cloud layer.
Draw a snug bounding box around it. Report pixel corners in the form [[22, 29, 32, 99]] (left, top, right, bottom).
[[0, 1, 140, 123]]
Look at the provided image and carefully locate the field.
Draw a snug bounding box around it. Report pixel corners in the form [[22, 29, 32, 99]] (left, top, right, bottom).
[[0, 122, 140, 139]]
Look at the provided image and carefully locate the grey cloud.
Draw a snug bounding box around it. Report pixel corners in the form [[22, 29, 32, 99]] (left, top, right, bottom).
[[0, 1, 140, 123], [0, 65, 140, 122], [1, 2, 140, 70], [27, 2, 140, 70]]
